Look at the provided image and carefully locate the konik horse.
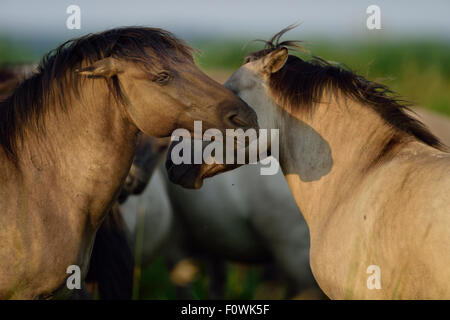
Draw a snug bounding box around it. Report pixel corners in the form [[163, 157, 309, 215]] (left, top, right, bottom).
[[172, 28, 450, 299], [0, 27, 257, 299]]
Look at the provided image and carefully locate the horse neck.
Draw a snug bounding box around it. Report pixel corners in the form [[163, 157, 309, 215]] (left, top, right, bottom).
[[16, 79, 139, 227], [276, 94, 407, 229]]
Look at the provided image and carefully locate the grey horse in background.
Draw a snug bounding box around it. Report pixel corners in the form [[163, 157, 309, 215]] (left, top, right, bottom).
[[120, 135, 323, 299]]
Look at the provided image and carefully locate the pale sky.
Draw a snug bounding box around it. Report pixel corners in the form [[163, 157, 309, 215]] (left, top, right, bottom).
[[1, 0, 449, 42]]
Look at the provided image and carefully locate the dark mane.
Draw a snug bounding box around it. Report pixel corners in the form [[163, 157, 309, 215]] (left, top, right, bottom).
[[0, 27, 193, 161], [246, 27, 445, 151]]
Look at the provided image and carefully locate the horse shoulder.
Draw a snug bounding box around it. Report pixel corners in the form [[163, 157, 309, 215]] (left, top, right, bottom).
[[309, 150, 450, 299]]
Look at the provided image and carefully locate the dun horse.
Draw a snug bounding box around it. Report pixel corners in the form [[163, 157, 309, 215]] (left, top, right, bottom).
[[0, 27, 257, 299], [175, 29, 450, 299]]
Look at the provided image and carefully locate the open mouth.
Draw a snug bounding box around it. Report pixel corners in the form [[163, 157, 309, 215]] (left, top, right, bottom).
[[165, 146, 227, 189], [165, 157, 201, 189], [165, 137, 248, 189]]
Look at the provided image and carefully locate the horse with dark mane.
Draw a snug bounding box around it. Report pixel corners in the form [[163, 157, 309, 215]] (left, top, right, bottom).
[[0, 27, 257, 299], [170, 27, 450, 299]]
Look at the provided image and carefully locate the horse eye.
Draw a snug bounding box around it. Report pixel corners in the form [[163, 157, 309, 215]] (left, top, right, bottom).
[[154, 71, 171, 84]]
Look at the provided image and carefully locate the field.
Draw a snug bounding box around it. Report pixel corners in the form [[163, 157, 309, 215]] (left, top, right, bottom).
[[1, 37, 449, 299]]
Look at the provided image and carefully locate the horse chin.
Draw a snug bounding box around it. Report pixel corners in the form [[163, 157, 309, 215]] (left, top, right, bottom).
[[164, 140, 242, 189], [165, 159, 240, 189], [201, 163, 239, 180]]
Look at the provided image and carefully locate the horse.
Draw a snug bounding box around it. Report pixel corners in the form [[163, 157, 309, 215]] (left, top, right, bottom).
[[0, 26, 257, 299], [0, 65, 133, 300], [172, 28, 450, 299]]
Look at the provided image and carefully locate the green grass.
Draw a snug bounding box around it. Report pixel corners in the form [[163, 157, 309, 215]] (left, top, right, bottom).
[[137, 258, 262, 300], [0, 37, 37, 65]]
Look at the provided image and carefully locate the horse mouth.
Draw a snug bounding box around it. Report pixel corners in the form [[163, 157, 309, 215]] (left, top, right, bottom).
[[165, 142, 231, 189], [165, 139, 243, 189], [165, 161, 203, 189]]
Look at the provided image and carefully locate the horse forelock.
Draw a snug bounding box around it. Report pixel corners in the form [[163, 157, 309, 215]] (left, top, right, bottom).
[[0, 27, 193, 162]]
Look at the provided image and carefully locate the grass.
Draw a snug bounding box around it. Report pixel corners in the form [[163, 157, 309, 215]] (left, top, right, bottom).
[[137, 257, 263, 299], [0, 37, 37, 65]]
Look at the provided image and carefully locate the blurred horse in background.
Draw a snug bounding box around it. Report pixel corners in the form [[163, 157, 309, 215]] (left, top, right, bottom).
[[164, 159, 321, 298], [0, 64, 36, 98], [118, 135, 322, 299]]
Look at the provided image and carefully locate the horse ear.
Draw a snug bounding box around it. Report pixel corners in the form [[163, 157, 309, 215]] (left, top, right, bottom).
[[263, 47, 288, 74], [75, 57, 123, 78]]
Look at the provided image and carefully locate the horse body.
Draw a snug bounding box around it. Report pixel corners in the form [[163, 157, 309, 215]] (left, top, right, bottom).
[[0, 27, 257, 299], [219, 31, 450, 299]]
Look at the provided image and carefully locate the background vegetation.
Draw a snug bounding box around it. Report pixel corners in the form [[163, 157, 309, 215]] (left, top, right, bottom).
[[192, 39, 450, 116]]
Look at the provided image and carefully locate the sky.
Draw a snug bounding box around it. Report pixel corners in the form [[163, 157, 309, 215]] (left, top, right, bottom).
[[0, 0, 449, 45]]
